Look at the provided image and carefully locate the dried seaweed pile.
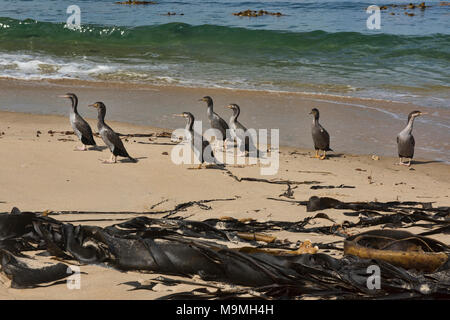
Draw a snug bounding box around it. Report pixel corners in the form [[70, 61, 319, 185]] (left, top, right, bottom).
[[0, 203, 449, 299]]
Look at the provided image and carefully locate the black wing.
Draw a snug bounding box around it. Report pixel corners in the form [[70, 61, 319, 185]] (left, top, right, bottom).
[[218, 117, 229, 130], [104, 127, 130, 158], [312, 125, 331, 151], [75, 115, 96, 146], [211, 114, 229, 141]]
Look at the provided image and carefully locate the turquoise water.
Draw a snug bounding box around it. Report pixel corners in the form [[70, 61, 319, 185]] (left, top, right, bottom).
[[0, 0, 449, 107]]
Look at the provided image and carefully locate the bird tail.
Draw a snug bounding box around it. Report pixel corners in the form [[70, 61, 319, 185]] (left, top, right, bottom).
[[129, 156, 138, 163]]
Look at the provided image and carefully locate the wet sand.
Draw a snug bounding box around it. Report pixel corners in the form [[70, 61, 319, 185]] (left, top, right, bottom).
[[1, 78, 449, 162]]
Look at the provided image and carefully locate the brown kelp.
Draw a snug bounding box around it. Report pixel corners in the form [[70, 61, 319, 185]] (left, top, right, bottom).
[[0, 207, 449, 298]]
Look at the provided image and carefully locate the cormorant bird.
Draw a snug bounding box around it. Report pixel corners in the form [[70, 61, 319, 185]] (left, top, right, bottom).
[[59, 93, 96, 151], [199, 96, 229, 147], [309, 108, 332, 160], [89, 102, 136, 163], [225, 103, 256, 155], [174, 112, 218, 169], [397, 110, 426, 166]]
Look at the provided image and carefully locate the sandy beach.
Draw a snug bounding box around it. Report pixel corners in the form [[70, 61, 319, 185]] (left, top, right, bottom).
[[0, 83, 449, 299], [0, 0, 449, 303]]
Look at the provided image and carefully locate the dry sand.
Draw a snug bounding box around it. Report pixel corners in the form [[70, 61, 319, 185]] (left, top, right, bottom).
[[0, 108, 449, 299]]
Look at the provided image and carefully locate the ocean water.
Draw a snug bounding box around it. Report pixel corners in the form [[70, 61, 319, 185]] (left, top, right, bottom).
[[0, 0, 448, 108]]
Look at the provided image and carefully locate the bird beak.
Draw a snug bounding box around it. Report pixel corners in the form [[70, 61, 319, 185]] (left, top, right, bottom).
[[199, 98, 205, 102], [420, 112, 428, 115], [88, 103, 97, 108], [58, 95, 70, 98], [225, 105, 232, 109], [173, 113, 184, 117]]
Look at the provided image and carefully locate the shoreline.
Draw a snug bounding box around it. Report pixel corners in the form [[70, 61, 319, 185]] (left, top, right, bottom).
[[2, 76, 448, 111], [1, 78, 449, 163], [1, 108, 449, 167]]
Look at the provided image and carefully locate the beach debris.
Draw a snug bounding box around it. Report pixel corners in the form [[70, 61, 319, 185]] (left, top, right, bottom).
[[371, 155, 380, 161], [238, 239, 318, 255], [57, 138, 75, 142], [31, 197, 238, 220], [344, 229, 448, 272], [47, 130, 74, 135], [156, 131, 172, 138], [233, 9, 284, 17], [236, 232, 276, 243], [279, 184, 297, 199], [0, 250, 72, 288], [310, 184, 355, 190], [0, 207, 449, 298], [115, 1, 157, 5], [225, 169, 320, 185], [297, 170, 333, 175]]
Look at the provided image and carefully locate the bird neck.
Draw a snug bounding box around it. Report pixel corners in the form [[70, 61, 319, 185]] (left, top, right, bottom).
[[206, 102, 214, 118], [71, 97, 78, 114], [97, 108, 106, 125], [186, 117, 194, 132], [231, 108, 240, 121], [229, 115, 236, 126], [403, 117, 415, 134], [313, 116, 319, 125]]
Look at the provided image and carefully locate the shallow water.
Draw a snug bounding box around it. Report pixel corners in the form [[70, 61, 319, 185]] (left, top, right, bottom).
[[0, 0, 448, 109]]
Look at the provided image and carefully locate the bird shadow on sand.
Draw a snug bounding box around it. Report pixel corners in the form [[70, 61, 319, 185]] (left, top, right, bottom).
[[411, 160, 443, 165], [137, 142, 177, 146], [88, 146, 108, 152], [327, 153, 344, 159], [187, 164, 226, 170], [117, 157, 148, 163]]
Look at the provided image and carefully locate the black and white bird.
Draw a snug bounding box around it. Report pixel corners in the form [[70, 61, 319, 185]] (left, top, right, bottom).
[[199, 96, 229, 148], [396, 110, 427, 166], [309, 108, 332, 160], [59, 93, 96, 151], [225, 103, 257, 155], [174, 112, 218, 169], [89, 102, 136, 163]]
